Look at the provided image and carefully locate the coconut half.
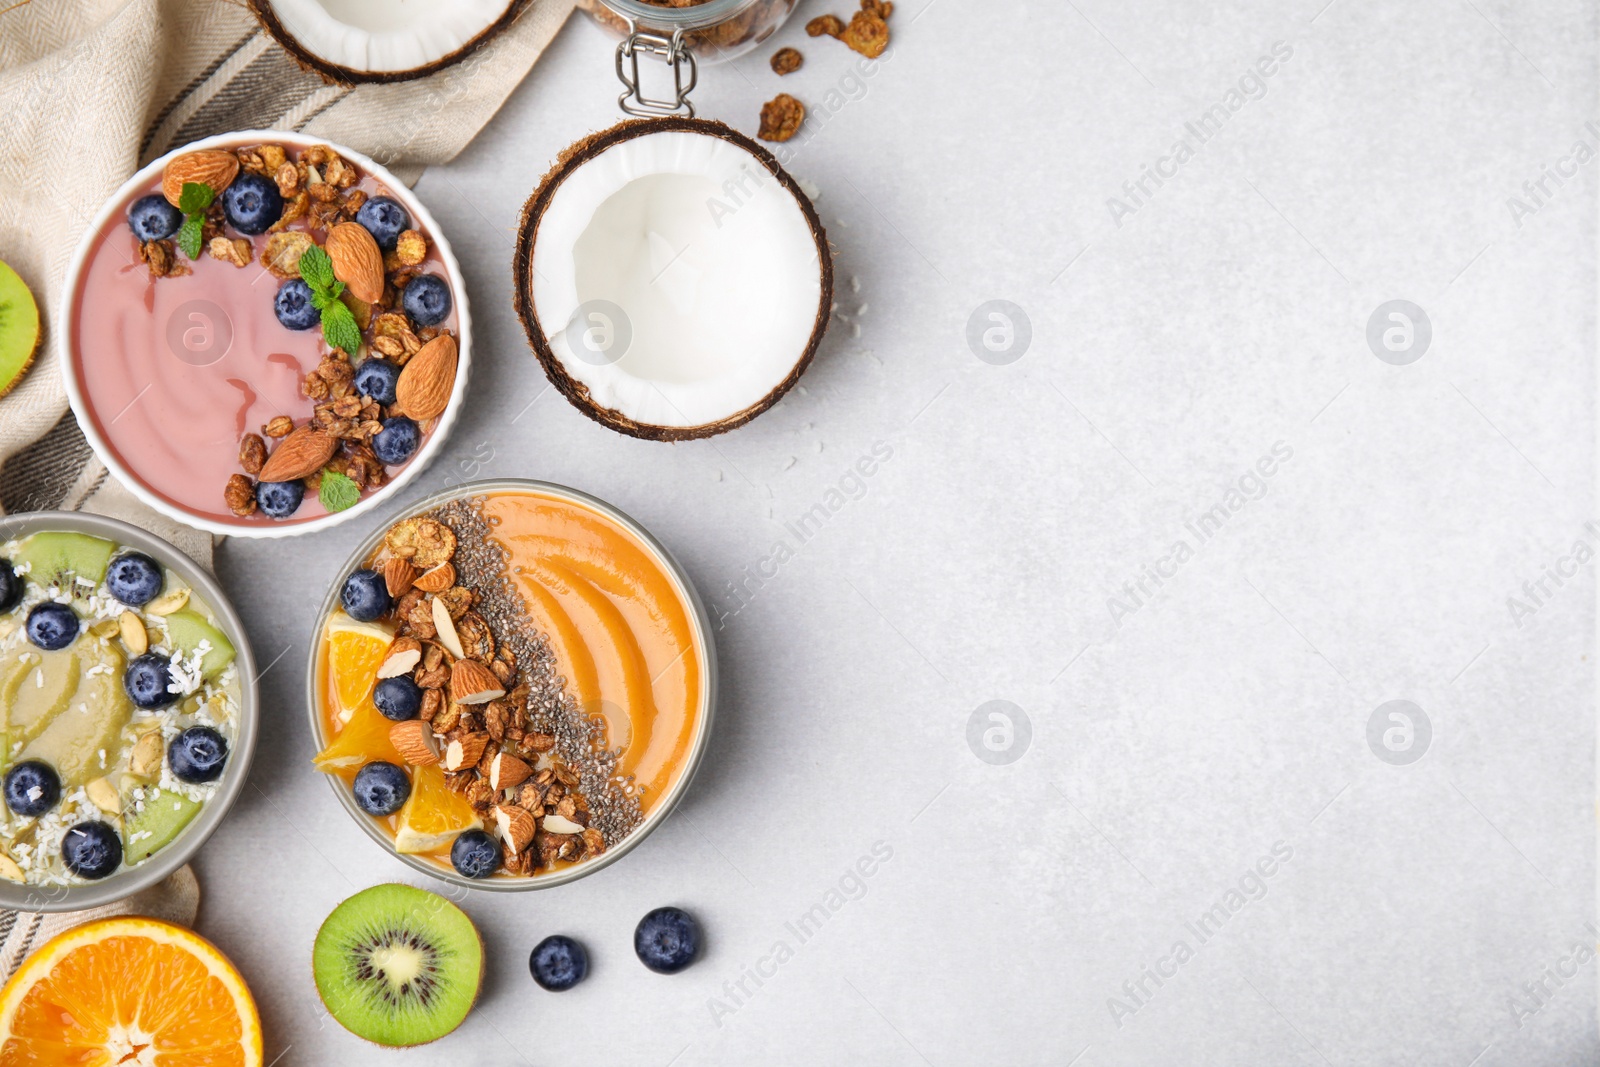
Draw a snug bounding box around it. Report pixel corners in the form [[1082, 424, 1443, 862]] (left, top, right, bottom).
[[249, 0, 530, 84], [513, 118, 832, 440]]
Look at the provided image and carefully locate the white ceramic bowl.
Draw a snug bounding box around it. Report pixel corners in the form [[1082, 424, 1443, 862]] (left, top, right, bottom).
[[60, 130, 472, 539]]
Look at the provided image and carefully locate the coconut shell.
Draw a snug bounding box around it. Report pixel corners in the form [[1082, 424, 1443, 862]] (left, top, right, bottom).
[[512, 117, 834, 442], [247, 0, 533, 86]]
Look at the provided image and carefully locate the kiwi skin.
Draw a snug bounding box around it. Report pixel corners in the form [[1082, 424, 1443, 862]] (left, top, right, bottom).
[[312, 882, 484, 1047], [0, 259, 40, 401]]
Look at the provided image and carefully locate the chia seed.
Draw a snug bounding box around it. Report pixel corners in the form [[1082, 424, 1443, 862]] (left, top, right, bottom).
[[430, 498, 644, 847]]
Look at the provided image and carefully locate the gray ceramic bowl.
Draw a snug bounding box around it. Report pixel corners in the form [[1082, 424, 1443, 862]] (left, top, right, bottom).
[[0, 511, 257, 912], [306, 479, 717, 891]]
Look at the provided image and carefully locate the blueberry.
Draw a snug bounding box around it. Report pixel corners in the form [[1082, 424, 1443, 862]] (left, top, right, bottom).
[[373, 676, 422, 721], [25, 603, 78, 651], [4, 761, 60, 817], [634, 907, 701, 974], [451, 829, 502, 879], [256, 480, 305, 519], [530, 935, 589, 991], [355, 196, 411, 252], [340, 569, 391, 622], [105, 552, 163, 607], [0, 560, 18, 613], [353, 761, 411, 816], [354, 359, 401, 406], [61, 821, 122, 880], [221, 173, 283, 235], [124, 652, 177, 709], [372, 417, 420, 466], [401, 274, 451, 327], [127, 194, 182, 242], [274, 279, 319, 331], [169, 726, 228, 783]]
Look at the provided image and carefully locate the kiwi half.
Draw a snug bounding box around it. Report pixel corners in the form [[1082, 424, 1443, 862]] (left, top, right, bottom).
[[312, 883, 483, 1047], [0, 259, 39, 400]]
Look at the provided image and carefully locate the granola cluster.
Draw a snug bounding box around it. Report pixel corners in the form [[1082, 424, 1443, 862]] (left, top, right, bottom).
[[375, 516, 608, 877], [754, 0, 894, 143]]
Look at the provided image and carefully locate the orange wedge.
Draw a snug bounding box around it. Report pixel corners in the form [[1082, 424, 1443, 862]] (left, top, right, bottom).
[[0, 916, 262, 1066], [326, 616, 393, 716], [394, 763, 480, 854], [313, 698, 404, 770]]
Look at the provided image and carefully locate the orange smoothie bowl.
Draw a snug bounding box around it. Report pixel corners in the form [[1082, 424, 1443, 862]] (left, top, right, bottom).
[[305, 481, 716, 890], [61, 130, 471, 538]]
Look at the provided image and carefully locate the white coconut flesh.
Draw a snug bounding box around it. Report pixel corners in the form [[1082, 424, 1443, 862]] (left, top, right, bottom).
[[264, 0, 516, 73], [531, 130, 824, 430]]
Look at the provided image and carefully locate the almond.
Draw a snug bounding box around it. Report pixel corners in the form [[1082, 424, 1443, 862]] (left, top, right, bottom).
[[494, 805, 536, 855], [450, 659, 506, 705], [85, 777, 122, 815], [413, 562, 455, 594], [162, 150, 240, 207], [326, 221, 385, 303], [388, 720, 440, 766], [444, 732, 490, 772], [433, 596, 464, 659], [489, 752, 532, 791], [377, 635, 423, 679], [384, 558, 417, 598], [258, 425, 336, 482], [395, 334, 458, 421]]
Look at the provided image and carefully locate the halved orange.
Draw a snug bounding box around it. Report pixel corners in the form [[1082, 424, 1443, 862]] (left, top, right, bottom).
[[394, 763, 480, 854], [327, 616, 394, 716], [0, 916, 262, 1066]]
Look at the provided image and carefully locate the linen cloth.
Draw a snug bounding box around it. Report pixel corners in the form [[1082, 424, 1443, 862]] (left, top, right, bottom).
[[0, 0, 576, 972]]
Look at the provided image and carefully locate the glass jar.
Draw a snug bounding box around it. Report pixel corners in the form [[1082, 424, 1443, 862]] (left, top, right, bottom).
[[579, 0, 800, 64]]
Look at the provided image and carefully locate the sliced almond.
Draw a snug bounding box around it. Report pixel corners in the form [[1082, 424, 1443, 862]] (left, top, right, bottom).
[[494, 805, 536, 855], [433, 596, 464, 660], [488, 752, 532, 791], [412, 562, 455, 594], [542, 813, 586, 835], [118, 611, 148, 655], [388, 719, 440, 766], [145, 588, 189, 616], [0, 853, 22, 883], [449, 660, 506, 706], [444, 732, 490, 772], [377, 636, 423, 680], [384, 558, 418, 598], [85, 777, 122, 815]]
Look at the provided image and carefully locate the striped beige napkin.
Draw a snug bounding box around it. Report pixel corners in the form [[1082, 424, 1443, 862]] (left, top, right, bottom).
[[0, 0, 576, 969]]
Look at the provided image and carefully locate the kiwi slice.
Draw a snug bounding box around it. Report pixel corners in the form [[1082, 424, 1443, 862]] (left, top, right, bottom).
[[162, 609, 236, 679], [0, 260, 39, 400], [14, 532, 115, 586], [313, 883, 483, 1047], [122, 788, 202, 865]]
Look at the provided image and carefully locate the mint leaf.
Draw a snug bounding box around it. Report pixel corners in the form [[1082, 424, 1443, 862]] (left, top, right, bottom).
[[319, 469, 360, 513], [321, 299, 361, 354], [177, 181, 214, 216], [176, 215, 204, 260], [299, 245, 337, 291]]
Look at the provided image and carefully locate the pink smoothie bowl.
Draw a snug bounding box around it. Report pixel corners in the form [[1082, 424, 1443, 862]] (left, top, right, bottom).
[[60, 131, 472, 539]]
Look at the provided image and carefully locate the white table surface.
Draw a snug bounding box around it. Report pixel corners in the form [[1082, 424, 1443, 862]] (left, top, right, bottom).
[[205, 2, 1596, 1063]]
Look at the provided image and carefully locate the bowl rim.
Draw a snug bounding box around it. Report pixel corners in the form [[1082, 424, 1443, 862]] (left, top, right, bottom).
[[303, 478, 718, 891], [0, 510, 258, 912], [58, 129, 473, 540]]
